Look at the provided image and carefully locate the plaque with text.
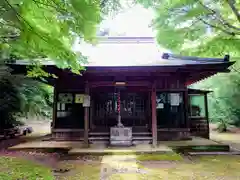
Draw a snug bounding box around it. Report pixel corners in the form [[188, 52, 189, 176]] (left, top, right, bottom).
[[110, 127, 132, 146]]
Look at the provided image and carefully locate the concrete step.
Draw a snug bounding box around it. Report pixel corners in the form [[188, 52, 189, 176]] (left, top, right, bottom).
[[89, 136, 152, 140], [89, 137, 109, 140], [89, 132, 110, 136], [132, 137, 152, 140], [188, 151, 240, 155], [89, 132, 151, 136], [176, 145, 230, 153]]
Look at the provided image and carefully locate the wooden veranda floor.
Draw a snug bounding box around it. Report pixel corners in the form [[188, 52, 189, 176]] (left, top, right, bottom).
[[8, 137, 229, 155]]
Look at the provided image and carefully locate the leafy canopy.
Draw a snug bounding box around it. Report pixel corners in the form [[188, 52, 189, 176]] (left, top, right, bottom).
[[1, 0, 103, 73], [140, 0, 240, 57], [137, 0, 240, 126], [0, 0, 123, 123]]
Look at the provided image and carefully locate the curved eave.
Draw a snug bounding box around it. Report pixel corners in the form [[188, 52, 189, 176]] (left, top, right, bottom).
[[185, 61, 235, 85]]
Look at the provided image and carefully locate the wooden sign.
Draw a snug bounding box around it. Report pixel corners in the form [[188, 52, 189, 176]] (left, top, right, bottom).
[[75, 94, 84, 104], [83, 95, 91, 107], [170, 93, 180, 106], [58, 93, 73, 103]]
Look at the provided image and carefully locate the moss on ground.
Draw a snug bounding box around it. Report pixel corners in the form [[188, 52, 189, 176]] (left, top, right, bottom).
[[136, 153, 183, 161], [55, 161, 101, 180], [55, 155, 240, 180], [0, 156, 54, 180]]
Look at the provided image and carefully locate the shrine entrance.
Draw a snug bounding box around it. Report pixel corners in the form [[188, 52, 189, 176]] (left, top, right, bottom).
[[91, 86, 150, 130]]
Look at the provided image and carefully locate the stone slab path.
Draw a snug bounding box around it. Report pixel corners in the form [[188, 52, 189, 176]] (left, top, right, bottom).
[[100, 155, 148, 179]]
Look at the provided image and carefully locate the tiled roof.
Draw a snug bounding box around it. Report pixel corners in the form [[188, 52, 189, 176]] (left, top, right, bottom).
[[7, 37, 231, 67]]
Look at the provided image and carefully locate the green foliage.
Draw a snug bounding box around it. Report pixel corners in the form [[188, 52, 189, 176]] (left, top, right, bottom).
[[139, 0, 240, 126], [0, 0, 121, 125], [0, 0, 105, 73], [193, 65, 240, 127], [217, 119, 228, 132], [0, 64, 53, 127], [145, 0, 240, 57], [0, 156, 54, 180]]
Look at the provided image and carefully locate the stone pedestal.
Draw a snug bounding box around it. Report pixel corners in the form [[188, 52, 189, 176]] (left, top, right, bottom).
[[110, 127, 132, 146]]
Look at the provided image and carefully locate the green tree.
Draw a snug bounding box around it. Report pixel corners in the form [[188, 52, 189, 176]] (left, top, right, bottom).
[[138, 0, 240, 127], [1, 0, 104, 73], [141, 0, 240, 57], [0, 0, 121, 126]]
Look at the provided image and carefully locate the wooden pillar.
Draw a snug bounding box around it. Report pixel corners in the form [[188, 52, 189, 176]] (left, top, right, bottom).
[[84, 82, 90, 147], [90, 98, 93, 130], [151, 81, 157, 147], [184, 89, 190, 130], [204, 93, 210, 139], [51, 85, 57, 133], [148, 91, 152, 128]]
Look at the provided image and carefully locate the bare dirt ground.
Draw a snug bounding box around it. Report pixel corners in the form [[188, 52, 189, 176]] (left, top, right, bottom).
[[0, 121, 51, 150], [209, 123, 240, 151], [1, 122, 240, 179]]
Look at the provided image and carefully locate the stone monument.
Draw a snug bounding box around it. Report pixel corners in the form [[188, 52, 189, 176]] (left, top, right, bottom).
[[110, 90, 132, 146]]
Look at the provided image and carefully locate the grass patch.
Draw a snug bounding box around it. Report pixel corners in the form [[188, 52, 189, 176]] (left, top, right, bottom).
[[136, 153, 183, 161], [140, 155, 240, 179], [54, 155, 240, 179], [174, 145, 230, 153], [0, 156, 54, 180], [55, 161, 101, 180]]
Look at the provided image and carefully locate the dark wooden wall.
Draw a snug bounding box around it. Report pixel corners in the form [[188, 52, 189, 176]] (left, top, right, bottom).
[[52, 72, 209, 141]]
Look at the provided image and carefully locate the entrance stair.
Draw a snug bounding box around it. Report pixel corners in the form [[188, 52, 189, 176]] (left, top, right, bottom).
[[89, 127, 152, 145]]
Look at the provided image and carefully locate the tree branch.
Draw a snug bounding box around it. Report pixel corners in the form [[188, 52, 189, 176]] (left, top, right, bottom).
[[31, 0, 69, 14], [198, 17, 236, 36], [198, 0, 240, 31], [180, 6, 238, 36], [226, 0, 240, 23]]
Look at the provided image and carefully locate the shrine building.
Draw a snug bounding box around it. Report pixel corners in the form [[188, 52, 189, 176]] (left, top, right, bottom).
[[8, 37, 234, 146]]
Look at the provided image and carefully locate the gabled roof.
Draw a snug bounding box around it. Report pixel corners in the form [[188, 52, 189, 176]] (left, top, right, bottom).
[[6, 36, 233, 68]]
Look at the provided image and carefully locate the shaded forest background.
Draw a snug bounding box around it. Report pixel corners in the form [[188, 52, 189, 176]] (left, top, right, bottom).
[[1, 0, 240, 130]]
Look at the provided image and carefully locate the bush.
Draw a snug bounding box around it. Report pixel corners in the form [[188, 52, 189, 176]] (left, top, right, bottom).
[[217, 120, 228, 133]]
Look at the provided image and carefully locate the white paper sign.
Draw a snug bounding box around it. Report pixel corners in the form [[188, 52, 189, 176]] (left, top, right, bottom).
[[57, 103, 61, 110], [157, 103, 164, 109], [61, 103, 65, 111], [83, 95, 90, 107], [170, 93, 180, 106]]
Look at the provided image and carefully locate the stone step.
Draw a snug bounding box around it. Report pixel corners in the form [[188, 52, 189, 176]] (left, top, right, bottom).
[[132, 137, 152, 140], [89, 137, 109, 140], [89, 136, 152, 140], [89, 132, 151, 136], [176, 145, 230, 153], [89, 132, 110, 136], [188, 151, 240, 155]]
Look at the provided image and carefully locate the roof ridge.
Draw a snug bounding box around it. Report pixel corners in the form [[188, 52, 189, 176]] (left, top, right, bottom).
[[162, 53, 230, 62]]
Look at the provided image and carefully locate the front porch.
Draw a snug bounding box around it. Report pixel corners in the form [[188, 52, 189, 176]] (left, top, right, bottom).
[[9, 137, 229, 155], [51, 85, 211, 145]]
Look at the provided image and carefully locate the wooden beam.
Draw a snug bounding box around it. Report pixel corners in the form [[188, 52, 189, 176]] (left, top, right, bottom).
[[84, 82, 90, 147], [151, 81, 157, 147], [89, 81, 152, 88]]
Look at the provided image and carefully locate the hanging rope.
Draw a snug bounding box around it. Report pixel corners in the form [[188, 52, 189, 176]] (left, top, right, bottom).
[[117, 90, 121, 113]]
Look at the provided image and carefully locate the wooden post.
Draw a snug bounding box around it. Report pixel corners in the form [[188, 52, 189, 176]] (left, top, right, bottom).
[[183, 88, 190, 130], [51, 86, 57, 133], [151, 81, 157, 147], [90, 98, 93, 130], [204, 94, 210, 139], [148, 91, 152, 128], [84, 82, 90, 147]]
